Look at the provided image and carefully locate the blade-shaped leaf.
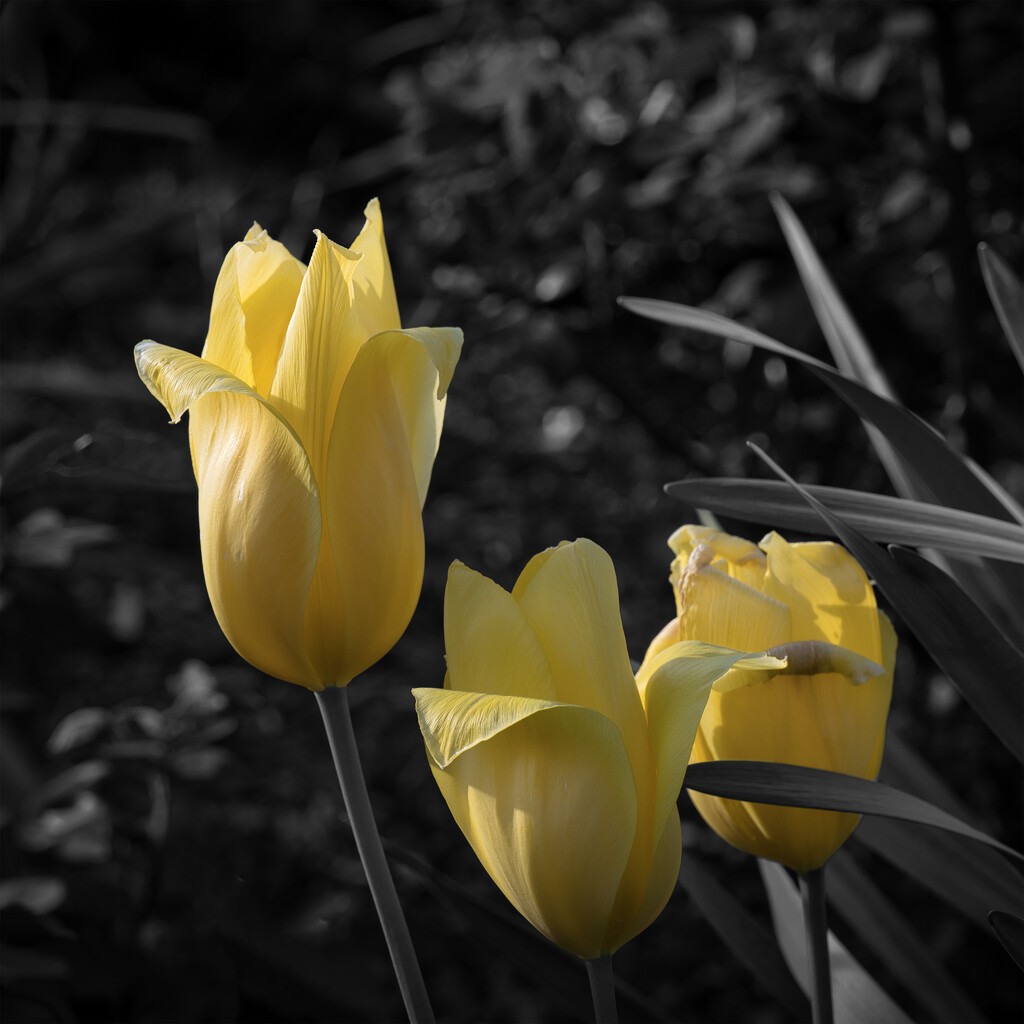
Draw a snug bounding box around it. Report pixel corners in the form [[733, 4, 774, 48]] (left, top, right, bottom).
[[759, 859, 913, 1023], [827, 849, 986, 1023], [684, 761, 1022, 861], [664, 477, 1024, 563], [771, 193, 896, 398], [989, 911, 1024, 972], [618, 295, 1017, 525], [855, 818, 1024, 933], [748, 443, 1024, 761], [978, 243, 1024, 373], [678, 851, 809, 1020]]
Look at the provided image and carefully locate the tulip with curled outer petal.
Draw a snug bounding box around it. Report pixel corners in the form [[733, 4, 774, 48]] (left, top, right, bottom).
[[414, 539, 783, 960], [640, 525, 897, 874], [136, 200, 462, 690]]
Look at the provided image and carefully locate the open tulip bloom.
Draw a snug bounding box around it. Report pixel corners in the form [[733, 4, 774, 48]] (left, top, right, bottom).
[[641, 525, 896, 1024], [135, 199, 462, 692], [641, 525, 896, 874], [136, 201, 462, 1023], [413, 538, 783, 1015]]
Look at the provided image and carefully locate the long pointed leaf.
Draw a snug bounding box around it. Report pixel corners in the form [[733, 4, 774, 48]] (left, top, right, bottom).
[[989, 911, 1024, 971], [684, 761, 1022, 861], [855, 818, 1024, 932], [664, 477, 1024, 563], [759, 859, 912, 1023], [618, 295, 1015, 523], [978, 243, 1024, 373], [749, 443, 1024, 760], [827, 849, 987, 1023], [678, 853, 809, 1019], [772, 193, 896, 398]]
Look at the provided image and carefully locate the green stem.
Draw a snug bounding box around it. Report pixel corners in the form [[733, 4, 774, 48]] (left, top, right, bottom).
[[316, 686, 434, 1024], [585, 955, 618, 1024], [800, 866, 834, 1024]]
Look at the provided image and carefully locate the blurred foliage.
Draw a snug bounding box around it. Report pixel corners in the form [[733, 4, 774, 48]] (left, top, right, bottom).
[[1, 1, 1021, 1021]]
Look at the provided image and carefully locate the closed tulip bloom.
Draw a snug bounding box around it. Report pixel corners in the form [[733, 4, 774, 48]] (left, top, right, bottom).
[[136, 201, 462, 691], [414, 539, 780, 959], [641, 525, 896, 873]]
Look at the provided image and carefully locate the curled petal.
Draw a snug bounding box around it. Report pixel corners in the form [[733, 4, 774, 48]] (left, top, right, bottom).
[[642, 643, 784, 847], [414, 688, 638, 959], [675, 543, 791, 650], [134, 341, 322, 687]]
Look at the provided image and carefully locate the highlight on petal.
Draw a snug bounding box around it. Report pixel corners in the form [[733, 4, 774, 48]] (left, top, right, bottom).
[[189, 390, 322, 688], [413, 687, 564, 768], [760, 532, 882, 659], [202, 224, 306, 396], [349, 198, 402, 337], [415, 688, 639, 960], [443, 562, 556, 701]]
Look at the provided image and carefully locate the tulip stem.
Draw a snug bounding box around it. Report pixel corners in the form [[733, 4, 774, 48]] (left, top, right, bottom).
[[585, 955, 618, 1024], [316, 686, 434, 1024], [800, 867, 834, 1024]]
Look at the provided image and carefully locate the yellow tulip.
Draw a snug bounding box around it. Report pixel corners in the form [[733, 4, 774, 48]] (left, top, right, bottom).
[[135, 200, 462, 691], [413, 539, 781, 959], [640, 525, 896, 873]]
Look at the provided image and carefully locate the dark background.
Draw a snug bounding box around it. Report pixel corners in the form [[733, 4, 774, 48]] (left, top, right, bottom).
[[1, 1, 1021, 1021]]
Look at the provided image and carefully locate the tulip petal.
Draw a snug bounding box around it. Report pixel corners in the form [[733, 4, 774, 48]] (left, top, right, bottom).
[[134, 341, 322, 687], [414, 687, 638, 959], [669, 525, 767, 589], [760, 533, 881, 659], [203, 224, 306, 395], [311, 326, 461, 684], [675, 543, 791, 651], [444, 562, 556, 700], [642, 643, 784, 847], [269, 230, 365, 485], [513, 539, 643, 735], [349, 198, 402, 338]]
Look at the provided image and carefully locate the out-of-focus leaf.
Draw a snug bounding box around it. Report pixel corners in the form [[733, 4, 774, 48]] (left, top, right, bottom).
[[979, 243, 1024, 373], [827, 850, 986, 1023], [664, 477, 1024, 563], [855, 818, 1023, 933], [30, 759, 110, 812], [749, 443, 1024, 760], [989, 911, 1024, 971], [0, 877, 67, 915], [759, 859, 912, 1023], [0, 943, 68, 982], [685, 761, 1021, 861], [47, 708, 110, 754], [617, 296, 1020, 526], [678, 853, 809, 1020]]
